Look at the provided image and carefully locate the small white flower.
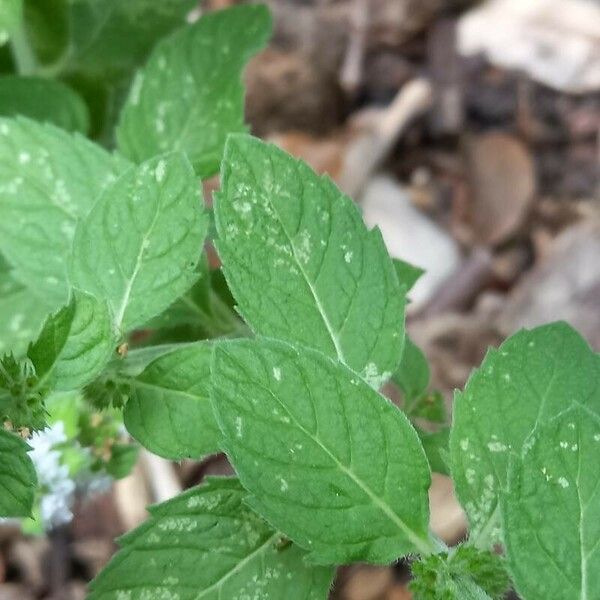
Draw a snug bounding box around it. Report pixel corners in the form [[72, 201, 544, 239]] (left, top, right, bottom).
[[29, 422, 76, 528]]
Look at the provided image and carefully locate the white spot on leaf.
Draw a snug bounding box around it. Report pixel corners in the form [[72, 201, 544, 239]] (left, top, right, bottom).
[[9, 313, 24, 332], [466, 468, 476, 484], [154, 159, 166, 183], [487, 440, 508, 452]]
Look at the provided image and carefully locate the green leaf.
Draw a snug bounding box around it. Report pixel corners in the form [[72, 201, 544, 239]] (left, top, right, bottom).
[[0, 0, 21, 46], [0, 427, 36, 517], [418, 428, 450, 476], [449, 322, 600, 544], [19, 0, 166, 139], [116, 4, 271, 179], [0, 117, 129, 303], [393, 258, 424, 293], [502, 406, 600, 600], [123, 342, 219, 460], [0, 258, 53, 356], [215, 135, 405, 388], [88, 477, 334, 600], [64, 0, 197, 76], [411, 546, 508, 600], [113, 343, 194, 377], [20, 0, 195, 77], [210, 337, 432, 564], [393, 336, 430, 402], [0, 76, 89, 133], [27, 290, 116, 391], [70, 152, 207, 331]]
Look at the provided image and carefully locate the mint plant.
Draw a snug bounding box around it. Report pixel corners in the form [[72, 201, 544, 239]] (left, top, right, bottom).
[[0, 3, 598, 599], [0, 1, 269, 530]]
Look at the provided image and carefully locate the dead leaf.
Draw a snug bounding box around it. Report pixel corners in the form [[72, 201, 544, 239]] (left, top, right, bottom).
[[497, 219, 600, 349], [458, 132, 535, 245]]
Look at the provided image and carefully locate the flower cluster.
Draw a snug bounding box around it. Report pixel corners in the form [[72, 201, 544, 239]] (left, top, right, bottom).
[[28, 422, 75, 528]]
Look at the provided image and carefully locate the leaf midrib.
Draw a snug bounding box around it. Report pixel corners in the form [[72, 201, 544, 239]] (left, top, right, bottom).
[[577, 423, 588, 600], [193, 532, 279, 599], [260, 377, 433, 556], [119, 376, 204, 403], [246, 156, 347, 365], [112, 193, 162, 330]]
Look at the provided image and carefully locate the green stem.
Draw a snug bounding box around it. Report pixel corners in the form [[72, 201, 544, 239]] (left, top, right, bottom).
[[428, 531, 449, 554], [9, 23, 36, 75], [34, 51, 71, 79]]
